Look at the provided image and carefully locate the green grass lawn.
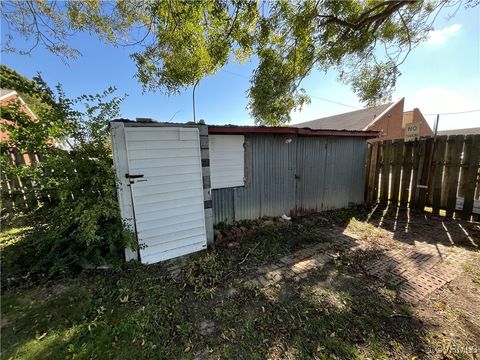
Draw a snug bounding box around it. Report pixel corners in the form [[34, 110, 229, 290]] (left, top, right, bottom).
[[2, 207, 479, 359]]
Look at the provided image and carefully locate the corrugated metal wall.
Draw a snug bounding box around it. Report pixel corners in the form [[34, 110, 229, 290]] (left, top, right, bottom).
[[212, 134, 367, 224]]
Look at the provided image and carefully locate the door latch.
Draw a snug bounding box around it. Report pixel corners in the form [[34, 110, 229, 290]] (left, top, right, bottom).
[[125, 173, 144, 179], [125, 173, 146, 184]]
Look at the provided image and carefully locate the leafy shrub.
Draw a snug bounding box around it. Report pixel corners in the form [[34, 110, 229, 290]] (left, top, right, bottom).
[[0, 65, 134, 279]]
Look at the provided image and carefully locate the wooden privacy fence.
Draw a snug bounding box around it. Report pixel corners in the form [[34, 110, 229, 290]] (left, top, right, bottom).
[[365, 135, 480, 220], [1, 147, 45, 213]]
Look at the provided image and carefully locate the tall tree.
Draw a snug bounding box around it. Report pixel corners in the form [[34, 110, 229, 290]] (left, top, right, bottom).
[[1, 0, 475, 125]]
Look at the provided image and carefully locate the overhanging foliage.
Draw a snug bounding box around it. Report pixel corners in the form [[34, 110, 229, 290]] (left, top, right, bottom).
[[0, 65, 134, 276], [2, 0, 476, 125]]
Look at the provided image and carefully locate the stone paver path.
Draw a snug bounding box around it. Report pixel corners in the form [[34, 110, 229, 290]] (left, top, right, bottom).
[[245, 232, 468, 304], [166, 227, 468, 305], [244, 231, 358, 288], [246, 247, 333, 288], [364, 243, 465, 303]]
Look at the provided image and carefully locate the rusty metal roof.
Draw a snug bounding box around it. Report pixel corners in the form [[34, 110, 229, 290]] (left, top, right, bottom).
[[208, 125, 379, 138]]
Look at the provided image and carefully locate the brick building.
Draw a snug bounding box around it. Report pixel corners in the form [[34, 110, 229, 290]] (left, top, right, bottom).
[[295, 98, 433, 142], [1, 89, 37, 142]]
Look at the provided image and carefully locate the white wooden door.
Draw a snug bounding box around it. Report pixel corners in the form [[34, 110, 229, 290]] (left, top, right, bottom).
[[123, 126, 207, 264]]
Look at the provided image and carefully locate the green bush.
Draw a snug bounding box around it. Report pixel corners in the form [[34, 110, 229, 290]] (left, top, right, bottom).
[[0, 65, 135, 279]]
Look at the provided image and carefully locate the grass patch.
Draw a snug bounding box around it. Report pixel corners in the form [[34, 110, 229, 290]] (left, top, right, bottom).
[[463, 262, 480, 284], [2, 205, 478, 359]]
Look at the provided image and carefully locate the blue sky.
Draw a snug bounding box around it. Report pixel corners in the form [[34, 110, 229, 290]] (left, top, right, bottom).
[[1, 4, 479, 130]]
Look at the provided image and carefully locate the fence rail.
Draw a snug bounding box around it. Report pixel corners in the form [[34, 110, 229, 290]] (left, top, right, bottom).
[[1, 147, 44, 213], [365, 135, 480, 220]]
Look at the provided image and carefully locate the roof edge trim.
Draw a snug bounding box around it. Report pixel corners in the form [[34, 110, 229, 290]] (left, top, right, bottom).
[[362, 97, 404, 131], [209, 126, 379, 138]]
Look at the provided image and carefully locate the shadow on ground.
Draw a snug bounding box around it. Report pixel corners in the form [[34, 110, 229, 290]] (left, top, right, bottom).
[[366, 204, 479, 249]]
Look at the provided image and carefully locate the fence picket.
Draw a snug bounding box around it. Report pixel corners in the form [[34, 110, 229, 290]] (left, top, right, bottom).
[[1, 147, 45, 213], [366, 142, 379, 205], [431, 136, 447, 214], [461, 134, 480, 220], [390, 140, 403, 206], [365, 133, 479, 219], [445, 135, 464, 217], [410, 140, 421, 208], [416, 138, 434, 211], [379, 141, 389, 204], [400, 141, 413, 207]]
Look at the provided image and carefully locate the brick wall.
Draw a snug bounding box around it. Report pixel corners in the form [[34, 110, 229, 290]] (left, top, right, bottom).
[[410, 108, 434, 137], [367, 100, 433, 142], [1, 92, 38, 142], [367, 98, 405, 142]]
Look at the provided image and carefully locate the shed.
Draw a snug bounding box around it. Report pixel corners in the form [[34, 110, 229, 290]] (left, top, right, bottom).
[[110, 120, 378, 264]]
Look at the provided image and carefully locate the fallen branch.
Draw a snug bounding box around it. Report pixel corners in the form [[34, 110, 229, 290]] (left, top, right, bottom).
[[390, 313, 411, 318], [239, 242, 260, 265]]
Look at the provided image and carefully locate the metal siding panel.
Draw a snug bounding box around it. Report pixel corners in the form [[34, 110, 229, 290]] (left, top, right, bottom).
[[352, 139, 368, 204], [323, 138, 346, 210], [212, 188, 234, 224], [211, 134, 367, 225], [296, 137, 327, 212], [237, 135, 296, 220], [322, 137, 366, 210]]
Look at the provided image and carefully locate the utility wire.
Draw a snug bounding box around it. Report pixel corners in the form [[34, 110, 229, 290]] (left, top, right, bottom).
[[424, 109, 480, 116], [222, 69, 360, 110], [309, 95, 360, 109], [222, 69, 250, 79], [223, 71, 480, 115]]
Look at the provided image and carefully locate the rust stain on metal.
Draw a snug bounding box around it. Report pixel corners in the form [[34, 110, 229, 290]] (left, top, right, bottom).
[[208, 126, 379, 138]]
